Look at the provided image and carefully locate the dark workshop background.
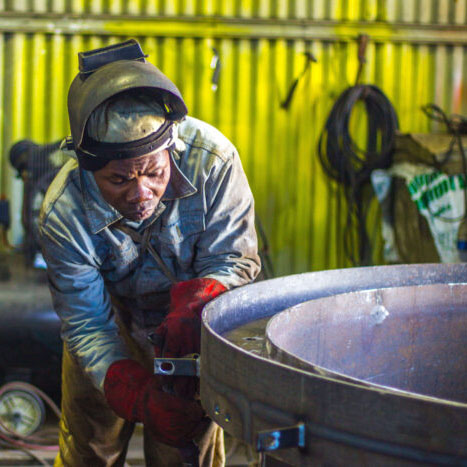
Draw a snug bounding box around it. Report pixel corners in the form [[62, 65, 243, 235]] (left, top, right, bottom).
[[0, 0, 466, 275]]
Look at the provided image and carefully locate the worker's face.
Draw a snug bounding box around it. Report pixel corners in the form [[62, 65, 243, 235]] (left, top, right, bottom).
[[93, 149, 171, 222]]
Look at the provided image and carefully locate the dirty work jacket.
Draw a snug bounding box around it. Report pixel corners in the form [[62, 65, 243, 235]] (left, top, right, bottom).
[[39, 116, 261, 390]]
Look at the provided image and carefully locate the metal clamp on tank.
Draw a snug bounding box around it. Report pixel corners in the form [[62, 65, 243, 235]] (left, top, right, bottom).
[[256, 423, 305, 452], [154, 354, 200, 377]]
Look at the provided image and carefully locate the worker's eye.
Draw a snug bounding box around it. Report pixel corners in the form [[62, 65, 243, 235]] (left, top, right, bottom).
[[148, 170, 164, 178], [110, 177, 126, 185]]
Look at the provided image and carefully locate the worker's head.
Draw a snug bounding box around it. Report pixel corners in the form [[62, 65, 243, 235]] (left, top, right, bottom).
[[9, 139, 39, 178], [87, 90, 172, 221], [66, 39, 187, 221]]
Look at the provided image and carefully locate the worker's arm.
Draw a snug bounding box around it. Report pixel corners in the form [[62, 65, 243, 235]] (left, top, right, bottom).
[[39, 215, 130, 390], [193, 145, 261, 287], [153, 144, 260, 384], [40, 200, 206, 447]]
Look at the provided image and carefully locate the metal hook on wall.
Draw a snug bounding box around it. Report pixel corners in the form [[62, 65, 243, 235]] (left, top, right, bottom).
[[355, 34, 370, 86], [211, 47, 221, 91]]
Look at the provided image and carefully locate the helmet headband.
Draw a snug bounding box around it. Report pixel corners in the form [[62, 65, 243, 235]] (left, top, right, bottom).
[[76, 120, 174, 171]]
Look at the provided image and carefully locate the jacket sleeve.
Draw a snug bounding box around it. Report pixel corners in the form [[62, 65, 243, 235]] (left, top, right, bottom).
[[39, 218, 131, 391], [193, 147, 261, 289]]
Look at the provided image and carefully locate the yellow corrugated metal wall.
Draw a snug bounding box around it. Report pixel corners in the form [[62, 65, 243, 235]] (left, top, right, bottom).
[[0, 1, 466, 275]]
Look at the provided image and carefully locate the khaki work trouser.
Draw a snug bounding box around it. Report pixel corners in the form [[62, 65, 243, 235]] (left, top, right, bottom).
[[54, 315, 225, 467]]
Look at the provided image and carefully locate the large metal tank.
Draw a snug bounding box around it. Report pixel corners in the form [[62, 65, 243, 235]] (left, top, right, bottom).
[[200, 264, 467, 466]]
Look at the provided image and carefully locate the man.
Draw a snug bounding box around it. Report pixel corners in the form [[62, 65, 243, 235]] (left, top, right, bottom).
[[39, 40, 260, 466], [9, 138, 66, 265]]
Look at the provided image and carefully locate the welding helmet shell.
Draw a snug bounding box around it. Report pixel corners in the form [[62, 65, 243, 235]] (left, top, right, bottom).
[[68, 58, 187, 167]]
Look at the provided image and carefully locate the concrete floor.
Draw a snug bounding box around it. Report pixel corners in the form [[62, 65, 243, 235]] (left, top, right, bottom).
[[0, 425, 259, 466]]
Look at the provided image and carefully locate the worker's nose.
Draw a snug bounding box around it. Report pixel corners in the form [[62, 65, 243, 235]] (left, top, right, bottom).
[[127, 180, 154, 203]]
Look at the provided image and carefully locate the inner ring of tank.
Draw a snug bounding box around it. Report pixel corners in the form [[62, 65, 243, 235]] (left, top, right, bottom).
[[266, 282, 467, 404]]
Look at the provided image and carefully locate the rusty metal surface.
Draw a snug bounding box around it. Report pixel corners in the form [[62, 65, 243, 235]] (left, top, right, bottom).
[[201, 264, 467, 465]]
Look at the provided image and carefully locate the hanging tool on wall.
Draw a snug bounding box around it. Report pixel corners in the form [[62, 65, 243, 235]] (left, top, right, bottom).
[[317, 34, 399, 266], [256, 216, 275, 279], [281, 51, 317, 110], [354, 34, 369, 86], [210, 47, 221, 91]]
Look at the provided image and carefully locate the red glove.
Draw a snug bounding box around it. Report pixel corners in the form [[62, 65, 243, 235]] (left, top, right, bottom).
[[103, 359, 206, 447], [153, 278, 227, 358]]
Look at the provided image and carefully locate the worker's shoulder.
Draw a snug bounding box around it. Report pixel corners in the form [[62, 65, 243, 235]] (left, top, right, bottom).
[[178, 116, 237, 163], [40, 158, 82, 228]]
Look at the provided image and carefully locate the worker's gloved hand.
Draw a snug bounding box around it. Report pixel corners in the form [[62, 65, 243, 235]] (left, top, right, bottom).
[[153, 278, 227, 358], [104, 359, 206, 447], [152, 278, 227, 399]]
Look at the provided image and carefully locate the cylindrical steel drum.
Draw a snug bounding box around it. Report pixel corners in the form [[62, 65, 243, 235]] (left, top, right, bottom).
[[266, 283, 466, 404], [200, 264, 467, 466]]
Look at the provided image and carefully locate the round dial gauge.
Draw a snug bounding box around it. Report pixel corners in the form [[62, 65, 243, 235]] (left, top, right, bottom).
[[0, 389, 45, 436]]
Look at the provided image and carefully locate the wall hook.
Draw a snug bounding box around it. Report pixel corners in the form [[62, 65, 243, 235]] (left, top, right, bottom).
[[355, 34, 369, 86], [211, 47, 221, 92]]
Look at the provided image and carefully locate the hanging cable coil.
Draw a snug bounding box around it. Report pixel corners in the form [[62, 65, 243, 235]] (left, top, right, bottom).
[[318, 84, 399, 265]]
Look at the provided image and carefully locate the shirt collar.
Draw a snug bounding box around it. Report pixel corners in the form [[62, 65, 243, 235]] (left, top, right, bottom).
[[80, 149, 197, 235]]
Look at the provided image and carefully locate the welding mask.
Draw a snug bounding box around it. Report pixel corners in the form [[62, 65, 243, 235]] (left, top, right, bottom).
[[66, 39, 187, 170]]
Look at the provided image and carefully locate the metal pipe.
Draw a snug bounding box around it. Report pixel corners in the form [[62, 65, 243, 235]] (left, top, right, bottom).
[[0, 13, 466, 44]]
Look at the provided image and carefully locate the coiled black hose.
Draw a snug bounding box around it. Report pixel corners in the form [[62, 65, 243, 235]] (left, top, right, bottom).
[[318, 84, 399, 265]]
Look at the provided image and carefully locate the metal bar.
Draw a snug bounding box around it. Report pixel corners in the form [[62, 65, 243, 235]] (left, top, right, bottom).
[[251, 399, 467, 464], [154, 355, 200, 377], [306, 421, 467, 465], [256, 423, 305, 452], [0, 13, 466, 44]]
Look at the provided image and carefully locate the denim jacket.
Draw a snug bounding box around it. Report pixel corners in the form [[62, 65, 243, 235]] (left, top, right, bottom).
[[39, 116, 260, 389]]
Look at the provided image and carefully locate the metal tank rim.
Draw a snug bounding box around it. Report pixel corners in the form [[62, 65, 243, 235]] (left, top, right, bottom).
[[265, 282, 467, 408], [200, 264, 467, 465]]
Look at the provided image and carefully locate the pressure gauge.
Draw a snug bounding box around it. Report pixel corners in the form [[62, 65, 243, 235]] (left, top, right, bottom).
[[0, 388, 45, 436]]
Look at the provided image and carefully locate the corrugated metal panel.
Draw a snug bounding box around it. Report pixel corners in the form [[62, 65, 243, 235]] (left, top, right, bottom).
[[0, 0, 466, 23], [0, 1, 466, 276]]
